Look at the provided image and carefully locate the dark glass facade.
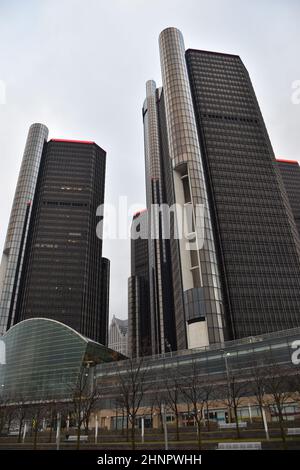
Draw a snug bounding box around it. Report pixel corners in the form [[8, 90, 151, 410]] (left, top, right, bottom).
[[99, 257, 110, 346], [277, 159, 300, 238], [158, 29, 227, 350], [14, 138, 109, 344], [128, 210, 152, 357], [0, 124, 49, 335], [0, 318, 124, 402], [142, 82, 183, 355], [140, 28, 300, 352], [157, 90, 187, 351], [185, 48, 300, 338]]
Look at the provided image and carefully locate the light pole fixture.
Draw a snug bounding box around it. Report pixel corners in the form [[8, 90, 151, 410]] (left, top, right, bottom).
[[221, 351, 232, 423]]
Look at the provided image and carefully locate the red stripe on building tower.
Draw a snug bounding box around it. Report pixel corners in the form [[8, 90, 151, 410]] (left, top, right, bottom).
[[133, 209, 147, 218], [276, 158, 299, 165], [50, 139, 95, 145]]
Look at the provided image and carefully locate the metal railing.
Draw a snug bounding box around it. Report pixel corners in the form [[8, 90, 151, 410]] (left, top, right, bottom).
[[96, 326, 300, 375]]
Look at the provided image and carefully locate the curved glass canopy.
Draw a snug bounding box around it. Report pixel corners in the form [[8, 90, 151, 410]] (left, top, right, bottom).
[[0, 318, 124, 402]]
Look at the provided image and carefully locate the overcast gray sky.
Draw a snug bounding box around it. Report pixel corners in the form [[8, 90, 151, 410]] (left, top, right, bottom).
[[0, 0, 299, 321]]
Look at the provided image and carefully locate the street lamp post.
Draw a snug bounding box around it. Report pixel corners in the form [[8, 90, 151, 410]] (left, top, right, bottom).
[[261, 387, 270, 440], [261, 406, 270, 440], [222, 351, 232, 423], [56, 412, 61, 451], [141, 416, 145, 444], [95, 414, 99, 444], [22, 422, 27, 443], [83, 360, 95, 394], [165, 339, 172, 357], [161, 403, 168, 450], [248, 403, 253, 423]]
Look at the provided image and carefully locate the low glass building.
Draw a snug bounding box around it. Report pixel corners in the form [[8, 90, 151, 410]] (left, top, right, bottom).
[[0, 318, 124, 402], [95, 326, 300, 409], [1, 319, 299, 407]]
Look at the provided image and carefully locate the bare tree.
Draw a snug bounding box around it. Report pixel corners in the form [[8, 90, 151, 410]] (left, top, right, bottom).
[[180, 360, 210, 450], [290, 369, 300, 409], [117, 358, 148, 450], [48, 401, 58, 444], [164, 368, 182, 441], [69, 365, 100, 449], [147, 394, 157, 432], [201, 382, 215, 431], [263, 361, 294, 449], [151, 390, 166, 434], [221, 371, 247, 439], [248, 360, 269, 427], [0, 395, 10, 435], [115, 395, 135, 439], [5, 404, 15, 435], [11, 395, 30, 443], [28, 400, 48, 450], [114, 396, 128, 437], [45, 399, 69, 444]]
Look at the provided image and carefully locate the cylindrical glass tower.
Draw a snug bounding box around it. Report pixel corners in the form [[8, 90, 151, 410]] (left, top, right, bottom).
[[159, 27, 225, 346], [0, 123, 48, 335], [143, 80, 166, 354]]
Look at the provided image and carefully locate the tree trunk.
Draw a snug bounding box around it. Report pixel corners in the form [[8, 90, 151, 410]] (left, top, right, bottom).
[[121, 411, 124, 435], [7, 414, 12, 434], [131, 419, 135, 450], [76, 422, 81, 450], [49, 412, 54, 443], [115, 410, 118, 431], [33, 420, 38, 450], [197, 420, 202, 450], [18, 415, 24, 443], [0, 416, 4, 435], [259, 403, 265, 429], [175, 413, 180, 441], [227, 406, 232, 423], [126, 415, 129, 441], [233, 405, 240, 438], [160, 411, 164, 433], [84, 419, 89, 433], [277, 407, 287, 449], [206, 403, 210, 431]]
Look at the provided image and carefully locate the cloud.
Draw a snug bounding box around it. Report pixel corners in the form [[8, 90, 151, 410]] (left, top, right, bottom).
[[0, 0, 299, 321]]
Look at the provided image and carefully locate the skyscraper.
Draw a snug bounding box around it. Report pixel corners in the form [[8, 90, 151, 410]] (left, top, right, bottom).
[[276, 159, 300, 237], [0, 123, 49, 336], [0, 125, 109, 344], [108, 315, 128, 357], [138, 27, 300, 353], [99, 257, 110, 346], [184, 43, 300, 339], [128, 210, 152, 357], [143, 83, 182, 355]]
